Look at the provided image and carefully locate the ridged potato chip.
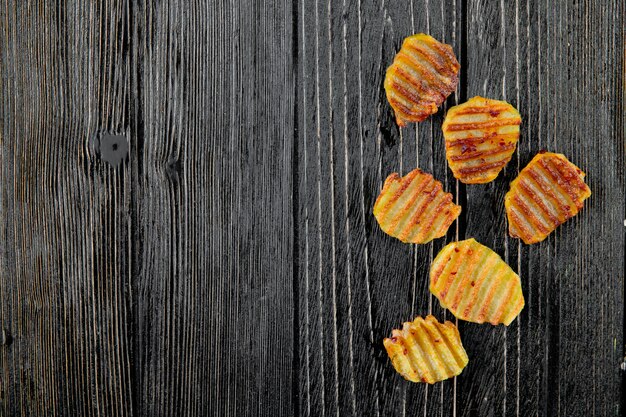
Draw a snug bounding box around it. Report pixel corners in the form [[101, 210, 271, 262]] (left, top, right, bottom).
[[442, 96, 521, 184], [383, 315, 468, 383], [384, 33, 460, 127], [505, 152, 591, 244], [430, 238, 524, 326], [373, 169, 461, 244]]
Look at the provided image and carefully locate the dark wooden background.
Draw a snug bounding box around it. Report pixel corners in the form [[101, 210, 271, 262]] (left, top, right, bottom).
[[0, 1, 624, 416]]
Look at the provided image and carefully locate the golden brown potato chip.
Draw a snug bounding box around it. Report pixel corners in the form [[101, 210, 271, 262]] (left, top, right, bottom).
[[384, 33, 460, 127], [383, 315, 468, 383], [442, 96, 521, 184], [505, 152, 591, 244], [373, 169, 461, 244], [430, 238, 524, 326]]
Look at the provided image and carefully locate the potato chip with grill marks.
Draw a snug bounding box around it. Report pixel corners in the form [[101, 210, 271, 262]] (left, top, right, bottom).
[[505, 152, 591, 244], [384, 33, 460, 127], [442, 96, 521, 184], [383, 315, 468, 384], [430, 238, 524, 326], [373, 169, 461, 244]]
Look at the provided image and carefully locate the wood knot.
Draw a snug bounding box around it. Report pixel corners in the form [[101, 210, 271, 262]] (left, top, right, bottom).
[[166, 157, 182, 182], [96, 133, 129, 167]]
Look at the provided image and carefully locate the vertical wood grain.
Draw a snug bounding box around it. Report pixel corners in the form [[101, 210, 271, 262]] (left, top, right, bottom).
[[131, 1, 294, 416], [0, 1, 133, 416], [297, 1, 463, 416]]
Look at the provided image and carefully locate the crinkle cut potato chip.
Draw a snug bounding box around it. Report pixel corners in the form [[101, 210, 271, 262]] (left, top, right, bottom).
[[442, 96, 521, 184], [373, 169, 461, 244], [384, 33, 460, 127], [430, 238, 524, 326], [383, 315, 468, 384], [505, 152, 591, 244]]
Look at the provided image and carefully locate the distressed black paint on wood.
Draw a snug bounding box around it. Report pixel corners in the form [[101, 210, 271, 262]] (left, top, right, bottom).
[[0, 1, 623, 416]]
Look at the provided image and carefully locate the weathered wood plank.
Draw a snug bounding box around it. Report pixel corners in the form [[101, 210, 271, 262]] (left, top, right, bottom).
[[130, 1, 294, 416], [0, 2, 133, 416], [297, 1, 389, 415], [297, 1, 463, 416]]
